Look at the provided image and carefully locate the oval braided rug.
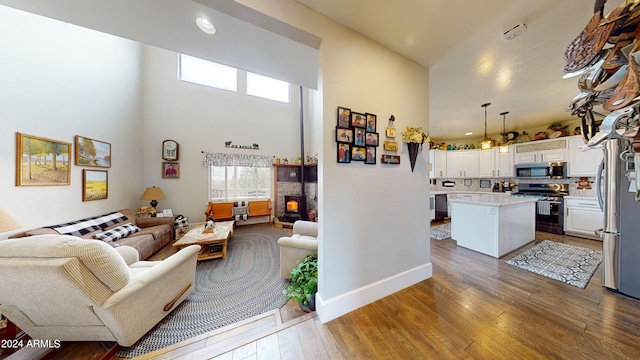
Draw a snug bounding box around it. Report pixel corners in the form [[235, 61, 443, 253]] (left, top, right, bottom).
[[114, 228, 290, 358]]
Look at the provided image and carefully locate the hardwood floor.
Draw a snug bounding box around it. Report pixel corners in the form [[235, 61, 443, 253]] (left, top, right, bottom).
[[6, 223, 640, 359]]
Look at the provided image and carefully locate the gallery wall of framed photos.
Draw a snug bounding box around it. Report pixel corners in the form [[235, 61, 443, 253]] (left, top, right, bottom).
[[336, 106, 378, 165]]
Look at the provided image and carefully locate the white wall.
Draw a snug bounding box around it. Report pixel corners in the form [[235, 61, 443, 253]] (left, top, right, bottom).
[[140, 46, 302, 221], [0, 6, 144, 236], [238, 0, 432, 322]]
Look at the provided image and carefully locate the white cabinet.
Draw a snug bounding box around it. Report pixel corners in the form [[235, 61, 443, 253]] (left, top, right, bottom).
[[494, 146, 514, 177], [478, 150, 494, 177], [564, 197, 603, 239], [429, 150, 447, 178], [514, 138, 568, 164], [446, 150, 479, 178], [568, 135, 603, 177]]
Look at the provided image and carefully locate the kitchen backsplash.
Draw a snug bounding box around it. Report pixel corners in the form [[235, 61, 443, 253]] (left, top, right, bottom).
[[430, 177, 597, 197]]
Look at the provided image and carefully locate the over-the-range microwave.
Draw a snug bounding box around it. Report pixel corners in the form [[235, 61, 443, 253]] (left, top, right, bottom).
[[515, 162, 567, 179]]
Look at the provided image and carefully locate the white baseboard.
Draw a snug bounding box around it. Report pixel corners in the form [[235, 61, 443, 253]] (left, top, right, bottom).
[[315, 262, 432, 323]]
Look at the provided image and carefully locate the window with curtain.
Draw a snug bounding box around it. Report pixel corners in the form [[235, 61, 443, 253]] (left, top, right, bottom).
[[203, 153, 273, 201]]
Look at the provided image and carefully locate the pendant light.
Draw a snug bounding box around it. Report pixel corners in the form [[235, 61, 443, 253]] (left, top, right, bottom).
[[480, 103, 494, 150], [499, 111, 510, 153]]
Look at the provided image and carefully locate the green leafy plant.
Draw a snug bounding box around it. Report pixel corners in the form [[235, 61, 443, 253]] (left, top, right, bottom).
[[283, 254, 318, 306], [547, 121, 564, 130]]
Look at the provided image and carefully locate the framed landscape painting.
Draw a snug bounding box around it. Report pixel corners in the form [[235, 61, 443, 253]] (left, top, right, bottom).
[[82, 169, 108, 201], [75, 135, 111, 168], [16, 132, 71, 186]]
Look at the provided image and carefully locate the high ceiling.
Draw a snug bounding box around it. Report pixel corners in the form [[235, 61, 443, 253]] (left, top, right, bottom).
[[0, 0, 627, 140], [298, 0, 625, 140]]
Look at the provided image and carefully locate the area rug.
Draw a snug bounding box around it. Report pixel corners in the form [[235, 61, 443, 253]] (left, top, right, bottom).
[[505, 240, 602, 289], [113, 228, 290, 358], [430, 223, 451, 240]]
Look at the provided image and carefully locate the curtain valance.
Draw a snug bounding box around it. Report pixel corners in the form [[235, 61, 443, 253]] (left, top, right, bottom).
[[202, 152, 274, 168]]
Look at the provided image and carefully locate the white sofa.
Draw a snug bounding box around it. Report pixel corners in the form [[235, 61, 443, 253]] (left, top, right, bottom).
[[0, 234, 200, 347], [277, 220, 318, 278]]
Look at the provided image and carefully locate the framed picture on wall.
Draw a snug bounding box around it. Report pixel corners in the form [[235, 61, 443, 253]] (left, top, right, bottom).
[[75, 135, 111, 168], [336, 127, 353, 143], [365, 146, 376, 165], [365, 132, 379, 146], [16, 132, 71, 186], [337, 143, 351, 163], [82, 169, 108, 201], [354, 128, 366, 146], [366, 113, 377, 132], [162, 162, 180, 178], [337, 106, 351, 128], [351, 112, 366, 128], [352, 146, 366, 161]]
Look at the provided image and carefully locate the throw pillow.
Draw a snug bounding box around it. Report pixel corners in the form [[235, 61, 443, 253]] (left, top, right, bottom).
[[94, 223, 141, 243]]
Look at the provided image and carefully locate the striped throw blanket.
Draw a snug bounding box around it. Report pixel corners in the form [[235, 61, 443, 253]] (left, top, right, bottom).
[[49, 212, 129, 237]]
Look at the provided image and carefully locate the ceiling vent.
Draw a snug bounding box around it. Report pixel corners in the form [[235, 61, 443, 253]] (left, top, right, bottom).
[[502, 23, 527, 41]]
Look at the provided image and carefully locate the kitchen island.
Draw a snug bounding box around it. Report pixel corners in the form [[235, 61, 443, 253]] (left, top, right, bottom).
[[449, 194, 537, 258]]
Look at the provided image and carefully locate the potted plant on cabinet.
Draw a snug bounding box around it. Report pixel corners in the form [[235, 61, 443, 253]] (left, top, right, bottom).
[[283, 254, 318, 312]]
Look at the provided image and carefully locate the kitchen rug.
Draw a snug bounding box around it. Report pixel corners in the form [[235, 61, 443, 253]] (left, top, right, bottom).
[[430, 223, 451, 240], [505, 240, 602, 289]]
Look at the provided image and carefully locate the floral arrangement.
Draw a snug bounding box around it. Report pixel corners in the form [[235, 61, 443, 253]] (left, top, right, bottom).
[[401, 126, 429, 144], [136, 206, 157, 217]]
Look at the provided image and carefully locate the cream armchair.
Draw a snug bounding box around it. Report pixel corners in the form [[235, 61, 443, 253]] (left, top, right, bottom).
[[277, 220, 318, 278], [0, 234, 200, 347]]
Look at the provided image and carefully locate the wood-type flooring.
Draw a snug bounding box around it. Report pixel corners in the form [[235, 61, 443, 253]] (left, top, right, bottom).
[[5, 222, 640, 359]]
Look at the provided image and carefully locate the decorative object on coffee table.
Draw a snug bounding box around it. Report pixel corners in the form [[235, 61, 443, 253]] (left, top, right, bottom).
[[173, 221, 234, 261]]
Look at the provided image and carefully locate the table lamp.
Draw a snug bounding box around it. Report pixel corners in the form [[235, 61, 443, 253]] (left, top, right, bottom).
[[140, 186, 166, 209], [0, 209, 21, 233]]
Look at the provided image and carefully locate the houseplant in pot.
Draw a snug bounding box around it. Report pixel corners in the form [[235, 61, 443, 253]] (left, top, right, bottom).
[[283, 254, 318, 312]]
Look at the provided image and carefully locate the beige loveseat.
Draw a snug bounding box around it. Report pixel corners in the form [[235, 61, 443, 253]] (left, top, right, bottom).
[[10, 209, 173, 260], [277, 220, 318, 278], [0, 234, 200, 346]]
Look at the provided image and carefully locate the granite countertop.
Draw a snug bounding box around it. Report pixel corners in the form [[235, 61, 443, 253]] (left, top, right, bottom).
[[447, 194, 537, 207]]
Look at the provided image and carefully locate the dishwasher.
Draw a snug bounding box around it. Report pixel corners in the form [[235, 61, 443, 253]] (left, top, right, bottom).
[[434, 194, 448, 220]]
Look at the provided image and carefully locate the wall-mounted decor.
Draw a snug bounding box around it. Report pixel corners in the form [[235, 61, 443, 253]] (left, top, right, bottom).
[[162, 139, 179, 161], [335, 106, 378, 165], [381, 155, 400, 165], [365, 146, 376, 164], [337, 106, 351, 128], [224, 141, 260, 150], [82, 169, 108, 201], [366, 113, 377, 132], [16, 132, 71, 186], [365, 132, 379, 146], [75, 135, 111, 168], [386, 127, 396, 138], [351, 112, 366, 128], [383, 141, 398, 151], [338, 143, 351, 163], [352, 146, 366, 161], [354, 128, 366, 146], [162, 162, 180, 178], [336, 127, 353, 143]]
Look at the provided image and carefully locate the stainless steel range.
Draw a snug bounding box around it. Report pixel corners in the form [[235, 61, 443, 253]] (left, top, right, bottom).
[[512, 183, 568, 235]]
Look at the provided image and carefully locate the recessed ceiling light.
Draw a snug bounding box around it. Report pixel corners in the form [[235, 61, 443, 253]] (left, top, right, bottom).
[[465, 132, 473, 136], [196, 17, 216, 35]]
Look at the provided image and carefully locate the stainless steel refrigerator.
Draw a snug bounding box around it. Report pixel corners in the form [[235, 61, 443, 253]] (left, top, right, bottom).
[[591, 137, 640, 299]]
